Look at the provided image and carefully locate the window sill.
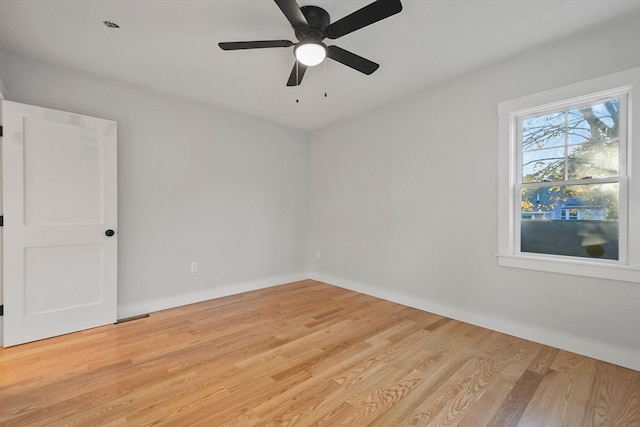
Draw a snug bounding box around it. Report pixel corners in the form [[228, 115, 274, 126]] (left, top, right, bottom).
[[497, 254, 640, 283]]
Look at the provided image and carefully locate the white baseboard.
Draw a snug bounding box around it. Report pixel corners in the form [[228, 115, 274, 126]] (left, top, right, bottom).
[[310, 273, 640, 371], [117, 272, 310, 320]]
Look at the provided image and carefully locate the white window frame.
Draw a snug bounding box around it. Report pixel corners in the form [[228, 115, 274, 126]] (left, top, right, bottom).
[[498, 67, 640, 283]]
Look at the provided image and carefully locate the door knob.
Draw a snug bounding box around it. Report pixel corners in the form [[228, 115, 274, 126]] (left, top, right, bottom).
[[105, 229, 115, 237]]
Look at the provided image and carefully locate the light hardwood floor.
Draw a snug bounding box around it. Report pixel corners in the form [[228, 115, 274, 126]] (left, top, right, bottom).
[[0, 280, 638, 426]]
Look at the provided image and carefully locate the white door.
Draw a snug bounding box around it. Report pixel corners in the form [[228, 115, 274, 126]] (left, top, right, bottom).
[[2, 100, 117, 346]]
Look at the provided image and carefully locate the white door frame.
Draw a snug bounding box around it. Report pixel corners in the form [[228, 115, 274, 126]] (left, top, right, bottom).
[[0, 81, 5, 346]]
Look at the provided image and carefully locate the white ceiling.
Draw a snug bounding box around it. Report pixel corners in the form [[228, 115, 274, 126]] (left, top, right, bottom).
[[1, 0, 639, 130]]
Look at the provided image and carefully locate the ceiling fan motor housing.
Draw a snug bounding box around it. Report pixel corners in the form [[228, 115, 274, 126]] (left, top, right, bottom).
[[295, 6, 330, 42]]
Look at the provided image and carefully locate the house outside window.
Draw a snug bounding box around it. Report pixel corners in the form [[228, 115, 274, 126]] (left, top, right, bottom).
[[498, 68, 640, 283]]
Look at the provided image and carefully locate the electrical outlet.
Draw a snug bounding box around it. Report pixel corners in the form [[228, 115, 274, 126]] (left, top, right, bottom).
[[316, 250, 321, 259], [190, 262, 199, 273]]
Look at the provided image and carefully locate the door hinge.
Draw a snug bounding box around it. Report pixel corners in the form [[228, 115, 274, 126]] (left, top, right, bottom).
[[0, 305, 3, 316], [0, 125, 3, 137], [0, 215, 3, 226]]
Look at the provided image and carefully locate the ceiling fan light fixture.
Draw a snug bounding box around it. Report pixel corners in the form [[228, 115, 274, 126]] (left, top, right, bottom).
[[294, 42, 326, 66]]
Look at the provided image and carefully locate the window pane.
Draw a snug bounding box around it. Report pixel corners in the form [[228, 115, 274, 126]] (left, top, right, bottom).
[[566, 109, 592, 144], [566, 139, 619, 180], [520, 183, 619, 260], [523, 113, 565, 150], [521, 99, 620, 183], [522, 147, 565, 183]]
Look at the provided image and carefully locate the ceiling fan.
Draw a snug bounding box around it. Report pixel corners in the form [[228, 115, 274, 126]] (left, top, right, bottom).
[[218, 0, 403, 86]]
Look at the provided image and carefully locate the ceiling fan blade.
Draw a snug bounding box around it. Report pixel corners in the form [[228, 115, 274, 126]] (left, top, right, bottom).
[[218, 40, 294, 50], [274, 0, 308, 28], [325, 0, 403, 39], [327, 46, 379, 75], [286, 62, 307, 86]]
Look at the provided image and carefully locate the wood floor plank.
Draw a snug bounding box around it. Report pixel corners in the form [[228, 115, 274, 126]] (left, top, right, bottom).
[[0, 279, 638, 426], [485, 369, 544, 427], [454, 338, 543, 427], [603, 362, 640, 427]]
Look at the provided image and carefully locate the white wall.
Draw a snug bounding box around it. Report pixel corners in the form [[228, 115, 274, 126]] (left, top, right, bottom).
[[0, 51, 310, 319], [309, 13, 640, 370]]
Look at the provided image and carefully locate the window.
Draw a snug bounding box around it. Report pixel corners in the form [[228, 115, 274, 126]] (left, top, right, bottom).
[[498, 68, 640, 283], [519, 96, 623, 260]]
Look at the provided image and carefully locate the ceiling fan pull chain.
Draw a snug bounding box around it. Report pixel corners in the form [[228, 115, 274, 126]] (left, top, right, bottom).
[[324, 59, 328, 98], [323, 59, 327, 97], [296, 61, 300, 103]]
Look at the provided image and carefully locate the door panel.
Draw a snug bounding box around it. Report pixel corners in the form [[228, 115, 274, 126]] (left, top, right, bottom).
[[24, 244, 104, 315], [2, 100, 117, 346], [24, 117, 104, 225]]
